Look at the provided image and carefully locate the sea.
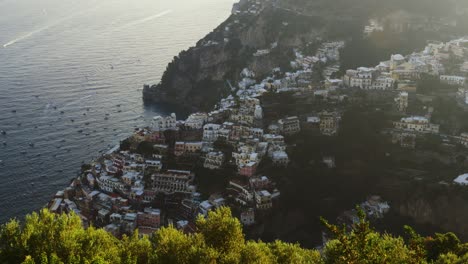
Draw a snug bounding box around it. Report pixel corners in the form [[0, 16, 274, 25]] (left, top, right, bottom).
[[0, 0, 235, 223]]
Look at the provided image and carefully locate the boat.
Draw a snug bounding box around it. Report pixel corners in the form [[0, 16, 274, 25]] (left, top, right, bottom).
[[1, 130, 6, 135], [29, 143, 35, 147]]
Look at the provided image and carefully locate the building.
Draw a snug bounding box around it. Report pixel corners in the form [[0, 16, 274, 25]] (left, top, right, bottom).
[[371, 75, 394, 90], [204, 152, 224, 169], [454, 173, 468, 186], [185, 113, 208, 129], [460, 133, 468, 147], [322, 156, 336, 168], [390, 54, 406, 70], [137, 208, 161, 229], [440, 75, 466, 86], [239, 162, 257, 177], [272, 151, 289, 167], [278, 116, 301, 135], [175, 142, 203, 156], [174, 142, 186, 156], [343, 68, 374, 89], [152, 113, 177, 131], [392, 132, 416, 149], [151, 170, 196, 195], [240, 208, 255, 226], [97, 175, 125, 193], [395, 91, 409, 112], [254, 105, 263, 119], [145, 160, 163, 171], [255, 190, 272, 210], [393, 116, 439, 133], [319, 111, 340, 136], [203, 124, 221, 142]]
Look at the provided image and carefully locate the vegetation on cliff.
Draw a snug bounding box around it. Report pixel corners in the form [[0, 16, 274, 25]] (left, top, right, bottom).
[[2, 207, 468, 263]]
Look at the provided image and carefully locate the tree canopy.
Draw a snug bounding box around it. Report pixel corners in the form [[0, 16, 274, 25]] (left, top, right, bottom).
[[2, 207, 468, 263]]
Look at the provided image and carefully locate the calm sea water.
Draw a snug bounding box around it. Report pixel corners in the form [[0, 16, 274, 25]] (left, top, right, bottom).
[[0, 0, 234, 223]]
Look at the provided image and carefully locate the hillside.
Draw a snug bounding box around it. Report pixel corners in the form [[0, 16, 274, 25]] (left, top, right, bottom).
[[143, 0, 468, 111]]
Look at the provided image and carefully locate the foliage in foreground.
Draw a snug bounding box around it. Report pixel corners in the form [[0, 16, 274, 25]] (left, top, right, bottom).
[[1, 207, 468, 264]]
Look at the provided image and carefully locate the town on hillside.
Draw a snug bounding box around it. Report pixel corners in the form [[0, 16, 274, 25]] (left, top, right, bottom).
[[48, 6, 468, 242]]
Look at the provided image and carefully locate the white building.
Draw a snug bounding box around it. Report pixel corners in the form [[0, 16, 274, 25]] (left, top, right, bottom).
[[395, 91, 409, 112], [185, 113, 208, 129], [371, 75, 394, 90], [390, 54, 406, 70], [343, 67, 374, 89], [152, 113, 177, 131], [440, 75, 466, 86], [254, 105, 263, 120], [454, 173, 468, 185], [255, 190, 272, 210], [203, 124, 221, 142], [393, 116, 439, 133], [272, 151, 289, 167], [97, 175, 125, 193]]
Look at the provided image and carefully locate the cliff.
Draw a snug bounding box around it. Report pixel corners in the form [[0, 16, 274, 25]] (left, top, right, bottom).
[[142, 0, 351, 111], [143, 0, 467, 112]]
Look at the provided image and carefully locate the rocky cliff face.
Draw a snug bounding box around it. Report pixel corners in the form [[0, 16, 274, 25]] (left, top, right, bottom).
[[396, 187, 468, 240], [143, 1, 330, 111]]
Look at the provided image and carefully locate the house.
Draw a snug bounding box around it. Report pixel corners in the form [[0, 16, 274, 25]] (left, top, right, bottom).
[[322, 156, 336, 168], [371, 74, 394, 90], [151, 170, 196, 195], [254, 105, 263, 119], [272, 151, 289, 167], [392, 132, 417, 149], [343, 67, 374, 89], [440, 75, 466, 86], [390, 54, 406, 70], [240, 208, 255, 226], [203, 124, 221, 142], [460, 133, 468, 147], [137, 208, 161, 229], [278, 116, 301, 135], [255, 190, 272, 210], [454, 173, 468, 185], [175, 142, 203, 156], [152, 113, 177, 131], [239, 162, 257, 177], [395, 91, 409, 112], [145, 160, 162, 171], [184, 113, 208, 129], [460, 61, 468, 73], [393, 116, 439, 133], [174, 142, 186, 156], [199, 200, 214, 216], [204, 152, 224, 170], [392, 62, 420, 81], [319, 111, 340, 136], [250, 176, 271, 190], [97, 175, 125, 193]]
